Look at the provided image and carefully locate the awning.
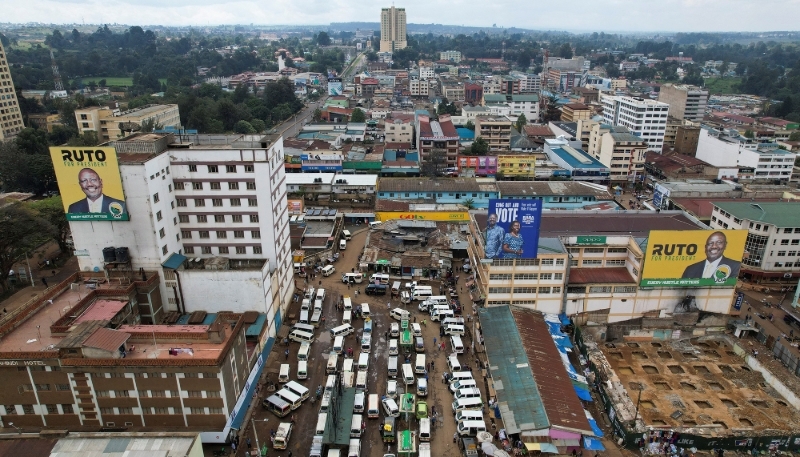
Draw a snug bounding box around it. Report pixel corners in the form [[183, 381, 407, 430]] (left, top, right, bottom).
[[540, 443, 559, 453], [583, 437, 605, 451], [558, 313, 571, 326], [525, 443, 541, 451], [550, 429, 581, 440], [344, 212, 375, 218], [574, 385, 593, 401], [162, 252, 187, 270], [587, 419, 604, 437]]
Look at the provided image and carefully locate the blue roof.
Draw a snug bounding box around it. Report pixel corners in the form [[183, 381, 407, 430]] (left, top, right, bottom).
[[550, 146, 608, 170], [479, 306, 549, 432], [246, 314, 267, 337], [456, 127, 475, 140], [202, 313, 218, 325], [161, 253, 186, 270], [176, 314, 190, 325]]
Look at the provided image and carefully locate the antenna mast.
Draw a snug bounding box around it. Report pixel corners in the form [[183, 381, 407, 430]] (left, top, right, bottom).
[[50, 48, 64, 92]]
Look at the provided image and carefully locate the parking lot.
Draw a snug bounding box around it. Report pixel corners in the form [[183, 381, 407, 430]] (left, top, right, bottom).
[[245, 228, 493, 457]]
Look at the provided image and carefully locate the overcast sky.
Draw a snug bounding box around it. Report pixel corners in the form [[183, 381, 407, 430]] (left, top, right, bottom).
[[2, 0, 799, 32]]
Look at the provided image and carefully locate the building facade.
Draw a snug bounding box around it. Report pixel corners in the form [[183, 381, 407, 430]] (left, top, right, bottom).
[[475, 117, 512, 151], [385, 118, 414, 143], [658, 84, 709, 122], [597, 130, 648, 183], [76, 104, 181, 142], [601, 95, 669, 152], [696, 127, 796, 182], [0, 40, 24, 139], [439, 51, 462, 63], [417, 114, 460, 166], [409, 78, 429, 97], [379, 6, 407, 52]]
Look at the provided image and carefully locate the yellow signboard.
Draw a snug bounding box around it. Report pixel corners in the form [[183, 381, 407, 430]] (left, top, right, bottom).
[[375, 211, 469, 222], [49, 147, 129, 221], [641, 230, 747, 287]]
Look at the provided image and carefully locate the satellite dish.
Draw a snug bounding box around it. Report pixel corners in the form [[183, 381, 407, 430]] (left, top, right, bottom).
[[93, 266, 100, 272]]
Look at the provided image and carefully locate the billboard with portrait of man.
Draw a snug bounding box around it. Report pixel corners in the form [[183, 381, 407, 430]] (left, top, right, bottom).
[[641, 230, 747, 287], [49, 147, 129, 221], [483, 199, 543, 260]]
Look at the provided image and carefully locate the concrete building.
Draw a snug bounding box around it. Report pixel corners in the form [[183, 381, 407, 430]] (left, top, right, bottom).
[[409, 77, 429, 97], [439, 50, 462, 62], [560, 103, 592, 122], [597, 127, 648, 184], [28, 112, 62, 133], [710, 201, 800, 282], [377, 177, 499, 208], [385, 117, 414, 143], [0, 40, 24, 139], [544, 137, 610, 183], [601, 95, 669, 152], [379, 6, 407, 52], [464, 83, 484, 105], [508, 72, 541, 93], [475, 117, 513, 151], [76, 104, 181, 142], [696, 127, 796, 182], [417, 114, 460, 166], [419, 66, 435, 80], [496, 181, 614, 209], [483, 94, 540, 122], [675, 124, 701, 155], [658, 83, 709, 122]]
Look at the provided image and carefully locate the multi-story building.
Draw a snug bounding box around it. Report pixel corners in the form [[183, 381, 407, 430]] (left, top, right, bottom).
[[379, 6, 407, 52], [601, 95, 669, 152], [498, 76, 521, 95], [0, 40, 24, 139], [442, 83, 465, 102], [439, 51, 462, 63], [409, 78, 429, 97], [417, 114, 460, 166], [657, 83, 709, 122], [482, 94, 540, 122], [377, 177, 499, 208], [419, 67, 435, 80], [28, 112, 63, 133], [75, 104, 181, 142], [475, 117, 512, 151], [495, 155, 536, 179], [544, 137, 610, 183], [675, 124, 701, 155], [695, 127, 796, 182], [560, 103, 592, 122], [710, 201, 800, 282], [385, 117, 414, 144], [596, 127, 648, 183], [508, 72, 541, 93]]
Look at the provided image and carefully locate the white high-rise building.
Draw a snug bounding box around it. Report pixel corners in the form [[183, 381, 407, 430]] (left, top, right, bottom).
[[380, 6, 407, 53], [0, 40, 24, 139], [601, 95, 669, 153]]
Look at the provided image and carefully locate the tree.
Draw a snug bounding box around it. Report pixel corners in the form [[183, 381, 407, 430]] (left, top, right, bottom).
[[468, 137, 489, 156], [0, 132, 56, 195], [66, 131, 99, 146], [312, 108, 323, 122], [744, 129, 755, 138], [233, 120, 256, 133], [250, 119, 266, 133], [515, 113, 527, 133], [517, 50, 532, 69], [0, 204, 56, 292], [139, 118, 163, 133], [350, 108, 366, 123], [543, 95, 562, 123], [557, 43, 573, 59], [420, 149, 448, 178], [317, 32, 331, 46], [465, 120, 475, 131], [788, 131, 800, 141], [27, 197, 70, 254], [463, 199, 476, 210]]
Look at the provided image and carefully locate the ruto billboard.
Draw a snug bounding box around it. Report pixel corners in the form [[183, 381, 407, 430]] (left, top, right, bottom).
[[49, 147, 129, 221], [484, 199, 543, 260], [641, 230, 747, 287]]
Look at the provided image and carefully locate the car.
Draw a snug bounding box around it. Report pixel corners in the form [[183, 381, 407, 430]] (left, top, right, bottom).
[[390, 323, 400, 338], [386, 380, 398, 398], [411, 323, 422, 337]]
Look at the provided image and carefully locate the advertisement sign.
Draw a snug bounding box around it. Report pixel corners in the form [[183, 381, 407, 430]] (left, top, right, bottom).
[[376, 211, 468, 222], [49, 147, 129, 221], [640, 230, 747, 287], [653, 183, 670, 210], [576, 236, 607, 245], [328, 78, 343, 96], [734, 292, 744, 311], [484, 199, 543, 259]]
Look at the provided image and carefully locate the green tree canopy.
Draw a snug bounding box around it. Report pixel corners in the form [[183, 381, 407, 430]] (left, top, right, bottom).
[[233, 120, 256, 133], [27, 197, 70, 254], [515, 113, 527, 133], [468, 137, 489, 156], [350, 108, 366, 123], [0, 204, 56, 291]]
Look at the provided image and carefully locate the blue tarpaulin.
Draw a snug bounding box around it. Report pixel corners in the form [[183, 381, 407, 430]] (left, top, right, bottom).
[[584, 437, 605, 451], [588, 419, 604, 437], [574, 385, 592, 401], [559, 313, 571, 326], [246, 314, 267, 337], [202, 313, 218, 325]]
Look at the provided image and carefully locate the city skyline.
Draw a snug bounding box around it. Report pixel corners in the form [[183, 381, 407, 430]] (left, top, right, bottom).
[[1, 0, 800, 32]]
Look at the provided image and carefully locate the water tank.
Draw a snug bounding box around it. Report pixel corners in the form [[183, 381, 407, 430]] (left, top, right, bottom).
[[102, 247, 117, 263], [115, 247, 130, 263]]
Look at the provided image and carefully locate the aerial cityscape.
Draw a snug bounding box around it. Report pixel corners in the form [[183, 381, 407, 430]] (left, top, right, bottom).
[[1, 4, 800, 457]]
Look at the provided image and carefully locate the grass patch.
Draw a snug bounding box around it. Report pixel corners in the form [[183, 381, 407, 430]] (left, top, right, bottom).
[[703, 77, 741, 95], [74, 77, 168, 88]]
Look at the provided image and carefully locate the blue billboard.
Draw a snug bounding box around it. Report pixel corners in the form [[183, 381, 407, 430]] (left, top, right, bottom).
[[484, 199, 543, 260]]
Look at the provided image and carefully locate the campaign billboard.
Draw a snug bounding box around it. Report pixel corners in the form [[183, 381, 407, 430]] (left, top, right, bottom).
[[640, 230, 747, 287], [49, 147, 129, 221], [483, 199, 543, 260]]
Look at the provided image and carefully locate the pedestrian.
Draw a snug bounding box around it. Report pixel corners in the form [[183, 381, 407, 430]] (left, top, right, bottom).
[[288, 451, 293, 457], [41, 277, 48, 287], [454, 432, 458, 443], [231, 441, 237, 452], [284, 349, 289, 360], [491, 418, 496, 430], [433, 337, 437, 346], [442, 373, 447, 384], [291, 414, 296, 424], [413, 316, 417, 322], [387, 301, 391, 309], [246, 437, 252, 449], [385, 331, 389, 340]]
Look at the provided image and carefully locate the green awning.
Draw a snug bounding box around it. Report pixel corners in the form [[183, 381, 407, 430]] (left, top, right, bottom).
[[162, 253, 187, 270]]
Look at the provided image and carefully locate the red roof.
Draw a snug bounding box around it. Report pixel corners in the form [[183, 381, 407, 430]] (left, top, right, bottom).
[[82, 327, 130, 352], [362, 78, 379, 85], [563, 103, 590, 110], [569, 267, 635, 284], [711, 112, 755, 124], [74, 300, 128, 325], [524, 125, 555, 137]]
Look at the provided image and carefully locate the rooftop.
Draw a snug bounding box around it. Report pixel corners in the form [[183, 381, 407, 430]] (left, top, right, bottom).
[[549, 145, 609, 170], [73, 299, 128, 325], [568, 268, 636, 284], [524, 125, 555, 137], [670, 198, 781, 220], [496, 181, 611, 198], [712, 201, 800, 227], [49, 433, 200, 457], [379, 177, 498, 193], [286, 173, 335, 185]]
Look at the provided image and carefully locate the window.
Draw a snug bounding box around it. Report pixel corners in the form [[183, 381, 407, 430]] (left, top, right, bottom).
[[159, 228, 166, 239], [218, 246, 229, 254], [584, 247, 604, 253], [540, 259, 554, 266], [488, 287, 511, 294], [226, 165, 237, 173], [246, 182, 256, 190], [118, 407, 133, 414], [513, 287, 537, 294], [177, 198, 187, 207], [185, 246, 195, 254], [607, 247, 627, 253], [250, 215, 259, 223], [114, 390, 129, 397], [187, 390, 202, 397], [56, 384, 71, 391], [234, 230, 245, 238], [582, 259, 603, 266], [606, 259, 626, 266], [229, 182, 239, 190], [189, 165, 197, 172], [215, 215, 225, 223], [195, 199, 205, 207], [208, 165, 218, 173], [175, 182, 185, 190], [538, 287, 552, 294], [181, 230, 192, 239], [36, 383, 51, 391], [589, 286, 613, 293], [230, 198, 241, 207], [552, 287, 561, 294], [190, 407, 205, 415], [512, 273, 537, 280], [151, 390, 166, 397], [539, 273, 553, 280], [553, 273, 563, 280], [192, 181, 203, 190], [210, 407, 223, 414], [216, 231, 227, 239], [96, 390, 110, 397], [253, 246, 263, 254], [100, 407, 114, 415], [567, 286, 585, 294], [251, 231, 261, 239], [556, 259, 565, 266], [614, 286, 637, 293], [202, 246, 212, 254], [138, 390, 150, 397], [212, 199, 223, 207], [153, 193, 160, 203], [232, 214, 243, 223], [781, 240, 790, 245], [248, 198, 258, 207], [179, 215, 189, 223], [199, 231, 210, 239], [245, 165, 254, 173], [236, 246, 246, 254], [152, 407, 169, 414], [210, 182, 221, 190]]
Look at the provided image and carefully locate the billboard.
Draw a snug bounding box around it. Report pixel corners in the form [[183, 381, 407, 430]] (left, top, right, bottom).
[[640, 230, 747, 287], [376, 211, 469, 222], [328, 78, 343, 96], [49, 147, 129, 221], [484, 199, 543, 260]]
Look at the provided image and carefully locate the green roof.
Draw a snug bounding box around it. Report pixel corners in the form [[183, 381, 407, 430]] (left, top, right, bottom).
[[713, 201, 800, 227]]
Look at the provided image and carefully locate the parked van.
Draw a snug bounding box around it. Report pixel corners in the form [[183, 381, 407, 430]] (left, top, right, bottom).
[[387, 356, 398, 378], [273, 422, 293, 449], [342, 310, 352, 324], [402, 364, 414, 385], [330, 324, 354, 338], [304, 287, 316, 300], [298, 342, 311, 361], [285, 377, 310, 400], [293, 323, 316, 334], [391, 281, 401, 294], [301, 299, 312, 311], [339, 239, 347, 250], [348, 438, 360, 457], [389, 308, 411, 321], [350, 414, 363, 438], [447, 355, 462, 372], [400, 290, 411, 304], [386, 379, 398, 398], [388, 339, 399, 356], [457, 420, 487, 437], [441, 317, 466, 328], [419, 443, 431, 457], [316, 288, 326, 302], [361, 334, 371, 353], [342, 272, 363, 284], [299, 310, 310, 325], [419, 418, 432, 442], [263, 394, 291, 417], [425, 296, 449, 306], [297, 361, 308, 380], [363, 319, 373, 334], [427, 304, 450, 316], [327, 352, 340, 374], [355, 371, 368, 393], [454, 387, 482, 401], [445, 325, 465, 337], [365, 284, 387, 296], [278, 363, 290, 383], [289, 329, 314, 344], [343, 296, 353, 310], [367, 394, 380, 418], [275, 388, 302, 410], [431, 309, 454, 322], [389, 323, 400, 338], [450, 378, 478, 393], [342, 230, 352, 241], [381, 397, 400, 418], [342, 358, 354, 374], [357, 352, 369, 371], [361, 304, 370, 317], [450, 335, 465, 353], [415, 354, 426, 374], [412, 289, 433, 301], [448, 372, 474, 385], [325, 374, 337, 392], [316, 413, 328, 435], [354, 392, 365, 413], [411, 323, 422, 337], [455, 410, 484, 423], [333, 336, 344, 354], [319, 391, 332, 413], [328, 449, 341, 457], [452, 397, 484, 413], [342, 371, 355, 389], [311, 310, 323, 328], [309, 436, 324, 457], [369, 221, 382, 229], [369, 273, 390, 284], [415, 337, 425, 353], [322, 265, 336, 277], [417, 377, 428, 397]]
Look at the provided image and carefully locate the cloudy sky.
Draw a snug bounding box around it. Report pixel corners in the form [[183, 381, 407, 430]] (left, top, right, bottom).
[[2, 0, 799, 32]]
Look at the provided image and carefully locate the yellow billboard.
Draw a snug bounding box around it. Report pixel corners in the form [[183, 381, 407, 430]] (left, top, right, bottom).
[[49, 147, 129, 221], [641, 230, 747, 287], [375, 211, 469, 222]]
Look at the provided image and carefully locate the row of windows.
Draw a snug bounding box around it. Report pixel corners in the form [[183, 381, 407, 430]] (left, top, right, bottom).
[[488, 273, 564, 281], [181, 230, 261, 239], [774, 261, 800, 268], [491, 258, 564, 267], [178, 214, 259, 224], [4, 404, 73, 415], [184, 245, 263, 255], [488, 287, 562, 294], [177, 198, 259, 208], [137, 390, 221, 398], [94, 372, 215, 379], [188, 164, 255, 173], [175, 181, 256, 191], [18, 383, 71, 392]]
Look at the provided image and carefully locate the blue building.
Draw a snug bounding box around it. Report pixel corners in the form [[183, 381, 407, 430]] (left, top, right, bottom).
[[377, 177, 499, 208], [301, 153, 343, 172], [544, 138, 610, 184]]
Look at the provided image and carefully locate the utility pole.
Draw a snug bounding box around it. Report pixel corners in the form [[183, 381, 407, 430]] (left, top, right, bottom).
[[25, 252, 35, 287]]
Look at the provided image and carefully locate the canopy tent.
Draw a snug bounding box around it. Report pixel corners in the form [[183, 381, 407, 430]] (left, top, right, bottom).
[[540, 443, 559, 453]]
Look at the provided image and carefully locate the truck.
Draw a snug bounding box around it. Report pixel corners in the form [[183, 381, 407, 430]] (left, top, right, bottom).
[[459, 437, 478, 457], [309, 435, 326, 457], [382, 416, 396, 443], [397, 430, 417, 457], [419, 443, 431, 457], [273, 422, 293, 450]]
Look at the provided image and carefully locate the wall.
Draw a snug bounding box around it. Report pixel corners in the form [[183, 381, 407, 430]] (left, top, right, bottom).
[[179, 268, 272, 314], [695, 129, 740, 167]]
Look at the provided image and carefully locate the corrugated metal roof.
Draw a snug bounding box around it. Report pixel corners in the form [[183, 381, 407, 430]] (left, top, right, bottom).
[[50, 435, 197, 457], [512, 308, 594, 435], [568, 267, 635, 284], [81, 327, 131, 353]]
